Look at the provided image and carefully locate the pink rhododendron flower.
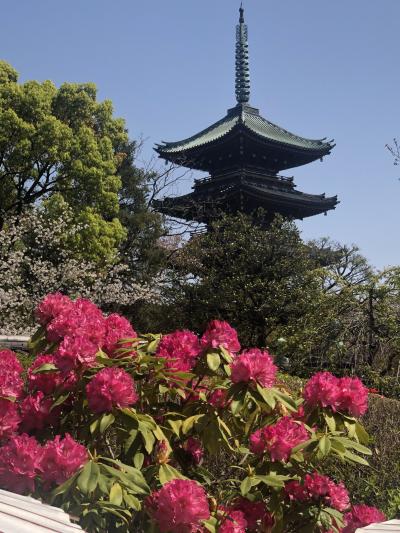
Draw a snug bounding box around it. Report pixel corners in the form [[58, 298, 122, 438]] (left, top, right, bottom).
[[0, 349, 23, 374], [145, 479, 210, 532], [46, 298, 106, 346], [343, 504, 386, 532], [328, 481, 351, 513], [183, 437, 204, 465], [303, 372, 368, 417], [86, 367, 138, 413], [303, 372, 342, 411], [156, 330, 201, 373], [231, 349, 277, 388], [54, 334, 98, 372], [41, 434, 88, 487], [0, 399, 20, 442], [337, 377, 368, 417], [102, 313, 137, 356], [0, 369, 24, 399], [208, 388, 230, 409], [285, 472, 350, 512], [0, 434, 43, 494], [35, 293, 74, 326], [20, 392, 60, 432], [250, 417, 309, 462], [233, 498, 273, 531], [219, 508, 247, 533], [200, 320, 241, 353], [28, 354, 77, 394], [284, 480, 308, 502]]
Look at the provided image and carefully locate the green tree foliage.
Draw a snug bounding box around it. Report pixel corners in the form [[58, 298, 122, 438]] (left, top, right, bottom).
[[161, 214, 320, 347], [117, 140, 165, 282], [0, 60, 128, 263]]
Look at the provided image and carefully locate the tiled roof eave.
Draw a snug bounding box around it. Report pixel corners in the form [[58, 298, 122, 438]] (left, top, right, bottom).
[[155, 121, 333, 158]]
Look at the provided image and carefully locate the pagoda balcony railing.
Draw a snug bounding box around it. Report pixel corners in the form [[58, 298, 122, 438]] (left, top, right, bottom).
[[194, 173, 294, 186]]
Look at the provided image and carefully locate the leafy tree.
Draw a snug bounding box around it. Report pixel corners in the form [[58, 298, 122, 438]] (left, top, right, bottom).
[[117, 140, 165, 283], [160, 214, 320, 347], [0, 60, 128, 263], [0, 204, 158, 335]]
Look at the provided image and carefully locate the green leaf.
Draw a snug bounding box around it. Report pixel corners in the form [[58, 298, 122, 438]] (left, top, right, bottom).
[[345, 440, 372, 456], [240, 476, 253, 496], [319, 435, 332, 456], [167, 419, 182, 437], [109, 482, 123, 505], [355, 422, 370, 444], [140, 427, 155, 454], [100, 413, 115, 434], [124, 429, 138, 454], [182, 415, 204, 435], [159, 464, 187, 485], [50, 471, 79, 501], [77, 461, 95, 494], [343, 450, 370, 465], [273, 389, 298, 411], [220, 347, 233, 363], [123, 491, 140, 510], [256, 384, 276, 409], [292, 438, 315, 454], [324, 412, 336, 433], [90, 418, 100, 435], [207, 352, 221, 372], [133, 452, 144, 470], [31, 362, 57, 374], [203, 516, 218, 533], [255, 474, 288, 488], [51, 392, 70, 411]]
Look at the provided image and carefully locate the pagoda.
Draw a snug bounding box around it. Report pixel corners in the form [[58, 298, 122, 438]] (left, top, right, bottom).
[[154, 6, 338, 224]]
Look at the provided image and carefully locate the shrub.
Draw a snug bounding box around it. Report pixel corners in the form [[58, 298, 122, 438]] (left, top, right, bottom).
[[0, 294, 387, 532]]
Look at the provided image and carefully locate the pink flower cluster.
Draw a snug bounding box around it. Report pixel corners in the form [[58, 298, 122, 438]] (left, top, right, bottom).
[[219, 507, 247, 533], [343, 504, 386, 532], [200, 320, 241, 353], [41, 434, 88, 487], [250, 417, 309, 462], [28, 353, 77, 395], [102, 313, 136, 356], [303, 372, 368, 417], [86, 367, 138, 414], [232, 498, 274, 531], [156, 330, 201, 373], [0, 349, 24, 399], [231, 349, 277, 388], [20, 391, 60, 432], [0, 350, 24, 441], [183, 437, 204, 465], [208, 388, 230, 409], [0, 433, 87, 494], [145, 479, 210, 532], [34, 294, 138, 373], [285, 472, 350, 512]]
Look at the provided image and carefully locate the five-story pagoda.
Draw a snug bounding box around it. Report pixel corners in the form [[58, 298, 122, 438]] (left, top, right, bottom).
[[154, 6, 338, 224]]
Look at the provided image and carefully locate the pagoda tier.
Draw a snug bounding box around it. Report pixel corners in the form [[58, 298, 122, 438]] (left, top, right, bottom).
[[155, 103, 335, 175], [153, 168, 338, 223]]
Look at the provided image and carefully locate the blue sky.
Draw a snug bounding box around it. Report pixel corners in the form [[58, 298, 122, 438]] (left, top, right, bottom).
[[2, 0, 400, 269]]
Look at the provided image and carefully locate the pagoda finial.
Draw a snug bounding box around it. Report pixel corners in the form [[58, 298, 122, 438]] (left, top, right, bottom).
[[235, 4, 250, 104]]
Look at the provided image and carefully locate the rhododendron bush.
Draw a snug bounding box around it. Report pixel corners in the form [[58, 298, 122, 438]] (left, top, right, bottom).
[[0, 293, 386, 532]]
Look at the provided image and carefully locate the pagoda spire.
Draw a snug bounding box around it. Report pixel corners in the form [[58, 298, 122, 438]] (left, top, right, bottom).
[[235, 3, 250, 103]]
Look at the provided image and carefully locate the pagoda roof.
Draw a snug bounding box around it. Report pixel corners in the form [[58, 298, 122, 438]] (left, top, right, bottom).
[[153, 172, 338, 223], [157, 103, 333, 156]]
